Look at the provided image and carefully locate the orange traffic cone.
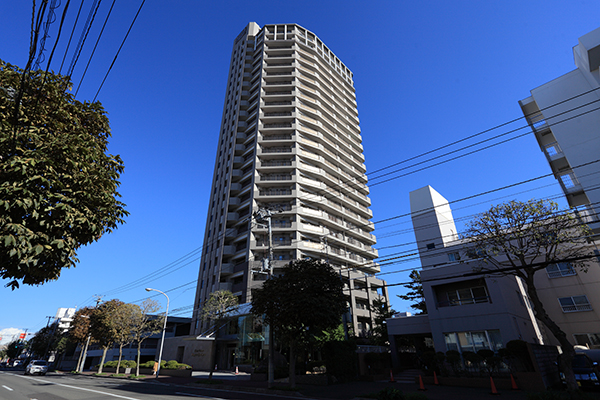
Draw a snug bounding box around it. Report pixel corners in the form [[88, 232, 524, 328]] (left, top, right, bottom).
[[389, 369, 395, 383], [418, 375, 427, 391], [510, 374, 519, 390], [235, 366, 239, 375], [434, 371, 440, 385], [490, 376, 500, 395]]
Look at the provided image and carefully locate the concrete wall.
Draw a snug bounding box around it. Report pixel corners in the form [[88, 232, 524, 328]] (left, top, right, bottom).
[[161, 336, 215, 370]]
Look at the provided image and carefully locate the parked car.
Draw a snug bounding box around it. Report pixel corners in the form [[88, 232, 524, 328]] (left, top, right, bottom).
[[572, 353, 600, 389], [25, 360, 48, 376]]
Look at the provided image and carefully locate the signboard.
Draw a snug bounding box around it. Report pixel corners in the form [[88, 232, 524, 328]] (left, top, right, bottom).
[[19, 333, 26, 339]]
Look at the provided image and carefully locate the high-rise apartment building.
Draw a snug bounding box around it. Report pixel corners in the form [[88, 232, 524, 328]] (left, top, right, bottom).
[[191, 23, 387, 338], [519, 27, 600, 234]]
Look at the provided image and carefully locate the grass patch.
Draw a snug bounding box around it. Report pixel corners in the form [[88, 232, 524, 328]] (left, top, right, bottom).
[[94, 373, 109, 377], [128, 375, 146, 379], [110, 373, 128, 378], [70, 371, 80, 374]]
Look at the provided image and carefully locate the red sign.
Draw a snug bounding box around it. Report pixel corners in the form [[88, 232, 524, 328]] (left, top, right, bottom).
[[19, 333, 26, 339]]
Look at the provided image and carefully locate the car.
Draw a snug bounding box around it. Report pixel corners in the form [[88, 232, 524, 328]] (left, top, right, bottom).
[[25, 360, 48, 376], [572, 353, 600, 389]]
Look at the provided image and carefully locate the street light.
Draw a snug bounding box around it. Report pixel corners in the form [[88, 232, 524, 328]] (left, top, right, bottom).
[[145, 287, 169, 379]]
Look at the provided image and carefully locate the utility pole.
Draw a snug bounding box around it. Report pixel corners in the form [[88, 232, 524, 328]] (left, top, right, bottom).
[[79, 295, 103, 372], [253, 208, 275, 388]]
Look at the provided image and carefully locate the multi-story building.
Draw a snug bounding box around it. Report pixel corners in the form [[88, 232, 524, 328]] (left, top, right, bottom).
[[518, 27, 600, 234], [191, 23, 387, 351], [388, 184, 600, 371]]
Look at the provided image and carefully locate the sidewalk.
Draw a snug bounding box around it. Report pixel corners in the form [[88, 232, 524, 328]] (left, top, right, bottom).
[[73, 370, 534, 400]]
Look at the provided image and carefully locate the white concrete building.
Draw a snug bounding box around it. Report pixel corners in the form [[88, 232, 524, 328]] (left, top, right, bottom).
[[519, 27, 600, 234], [387, 186, 600, 366], [191, 23, 387, 340]]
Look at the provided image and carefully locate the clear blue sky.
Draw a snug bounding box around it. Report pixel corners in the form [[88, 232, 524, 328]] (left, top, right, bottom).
[[1, 0, 598, 344]]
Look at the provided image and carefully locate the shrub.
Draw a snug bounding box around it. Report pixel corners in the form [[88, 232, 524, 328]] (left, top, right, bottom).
[[163, 360, 192, 370], [377, 387, 403, 400]]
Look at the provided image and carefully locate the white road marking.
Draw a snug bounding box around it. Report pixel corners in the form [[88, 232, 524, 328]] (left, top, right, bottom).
[[2, 385, 13, 391], [13, 374, 142, 399], [176, 393, 225, 399]]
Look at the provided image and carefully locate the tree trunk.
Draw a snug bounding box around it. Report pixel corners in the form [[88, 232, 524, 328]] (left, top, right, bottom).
[[116, 344, 123, 374], [136, 341, 142, 376], [524, 276, 578, 391], [289, 341, 296, 389], [98, 346, 109, 374]]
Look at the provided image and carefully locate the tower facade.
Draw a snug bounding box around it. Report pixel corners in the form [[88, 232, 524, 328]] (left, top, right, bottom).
[[519, 27, 600, 233], [192, 23, 387, 337]]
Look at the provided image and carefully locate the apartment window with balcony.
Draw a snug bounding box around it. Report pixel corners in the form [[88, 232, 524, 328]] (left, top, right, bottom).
[[559, 295, 592, 313], [546, 262, 576, 278], [434, 279, 489, 307]]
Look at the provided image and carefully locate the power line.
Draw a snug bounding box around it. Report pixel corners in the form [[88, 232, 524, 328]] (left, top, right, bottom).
[[74, 0, 116, 96], [93, 0, 146, 102], [58, 0, 84, 75]]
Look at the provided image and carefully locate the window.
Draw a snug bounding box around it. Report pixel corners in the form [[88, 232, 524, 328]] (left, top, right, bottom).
[[448, 252, 461, 262], [574, 333, 600, 348], [426, 243, 436, 250], [435, 280, 489, 307], [546, 262, 576, 278], [559, 295, 592, 312], [444, 330, 503, 353]]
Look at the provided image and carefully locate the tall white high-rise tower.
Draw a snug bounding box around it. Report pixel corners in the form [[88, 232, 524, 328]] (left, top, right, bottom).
[[192, 23, 387, 337]]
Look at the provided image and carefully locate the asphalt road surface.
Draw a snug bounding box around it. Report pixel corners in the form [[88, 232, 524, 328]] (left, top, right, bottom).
[[0, 371, 309, 400]]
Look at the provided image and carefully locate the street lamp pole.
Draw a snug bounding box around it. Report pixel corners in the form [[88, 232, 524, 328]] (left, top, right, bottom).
[[145, 288, 170, 379]]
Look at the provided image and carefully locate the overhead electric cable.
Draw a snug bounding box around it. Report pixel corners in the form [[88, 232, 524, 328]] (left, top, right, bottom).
[[74, 0, 116, 96], [93, 0, 146, 101], [58, 0, 84, 74]]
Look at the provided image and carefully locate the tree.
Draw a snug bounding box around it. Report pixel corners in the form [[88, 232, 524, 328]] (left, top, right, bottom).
[[29, 324, 64, 358], [370, 298, 396, 346], [69, 307, 94, 372], [112, 303, 139, 374], [199, 290, 239, 379], [89, 299, 124, 373], [0, 60, 128, 289], [130, 299, 163, 376], [251, 259, 347, 388], [397, 270, 427, 314], [5, 339, 22, 360], [462, 199, 593, 392]]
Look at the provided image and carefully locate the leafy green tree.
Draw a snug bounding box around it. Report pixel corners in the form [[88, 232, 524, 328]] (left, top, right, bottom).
[[370, 298, 396, 346], [463, 199, 593, 391], [29, 325, 64, 358], [89, 299, 124, 373], [5, 339, 22, 360], [0, 60, 128, 289], [251, 259, 347, 388], [112, 303, 139, 374], [397, 270, 427, 314], [200, 290, 238, 379], [130, 299, 163, 376]]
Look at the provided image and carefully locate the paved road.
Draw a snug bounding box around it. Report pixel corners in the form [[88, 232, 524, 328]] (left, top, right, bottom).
[[0, 371, 310, 400]]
